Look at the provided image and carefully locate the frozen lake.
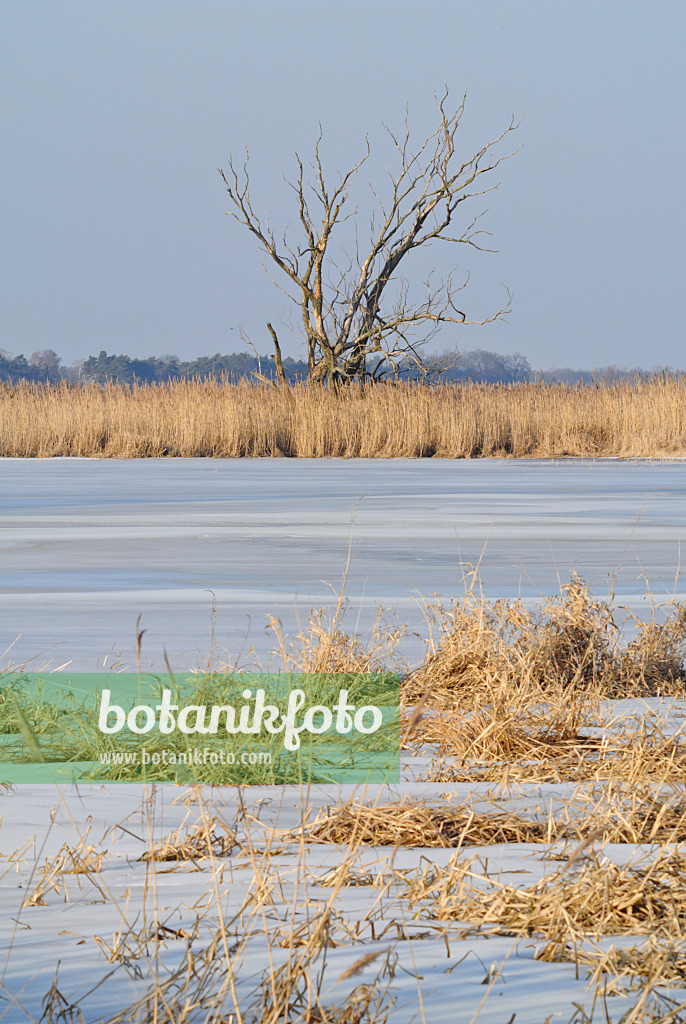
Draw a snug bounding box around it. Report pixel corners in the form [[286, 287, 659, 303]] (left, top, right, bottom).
[[1, 457, 685, 671]]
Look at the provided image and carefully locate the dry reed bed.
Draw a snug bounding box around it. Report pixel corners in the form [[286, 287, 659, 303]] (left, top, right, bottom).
[[2, 376, 686, 458], [275, 572, 686, 706], [260, 572, 686, 1015], [421, 727, 686, 785], [251, 573, 686, 784]]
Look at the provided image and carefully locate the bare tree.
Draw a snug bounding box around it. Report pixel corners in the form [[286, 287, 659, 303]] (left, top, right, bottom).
[[219, 90, 520, 386], [28, 349, 63, 381]]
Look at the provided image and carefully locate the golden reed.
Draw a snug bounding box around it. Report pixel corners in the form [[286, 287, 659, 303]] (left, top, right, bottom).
[[1, 376, 685, 458]]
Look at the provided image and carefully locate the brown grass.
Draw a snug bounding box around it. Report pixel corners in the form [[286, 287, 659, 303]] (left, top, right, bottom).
[[137, 819, 237, 863], [398, 574, 686, 784], [269, 606, 406, 675], [408, 846, 686, 940], [23, 833, 107, 906], [283, 785, 686, 852], [298, 797, 558, 848], [6, 574, 686, 1022], [3, 375, 686, 458], [421, 725, 686, 785], [404, 574, 686, 710], [578, 937, 686, 995], [258, 571, 686, 789]]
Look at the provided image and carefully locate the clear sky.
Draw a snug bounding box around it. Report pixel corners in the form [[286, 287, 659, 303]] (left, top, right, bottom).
[[2, 1, 685, 370]]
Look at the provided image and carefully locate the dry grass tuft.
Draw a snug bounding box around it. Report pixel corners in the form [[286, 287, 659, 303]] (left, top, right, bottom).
[[138, 819, 237, 863], [299, 797, 558, 848], [405, 574, 686, 711], [400, 574, 686, 788], [583, 789, 686, 845], [23, 834, 106, 907], [552, 936, 686, 994], [410, 846, 686, 941], [270, 606, 405, 676], [294, 786, 686, 853], [420, 710, 686, 786]]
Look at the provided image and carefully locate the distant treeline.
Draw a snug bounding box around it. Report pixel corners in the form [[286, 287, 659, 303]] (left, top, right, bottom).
[[0, 348, 309, 385], [0, 346, 675, 386], [0, 349, 65, 384], [79, 350, 311, 385], [433, 351, 676, 385]]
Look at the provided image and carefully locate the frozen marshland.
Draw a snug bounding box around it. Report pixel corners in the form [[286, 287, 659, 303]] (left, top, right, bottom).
[[2, 457, 686, 1023], [2, 457, 685, 671]]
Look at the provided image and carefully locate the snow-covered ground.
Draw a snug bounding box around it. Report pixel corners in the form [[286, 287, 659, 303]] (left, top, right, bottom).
[[1, 457, 685, 672], [2, 732, 686, 1024]]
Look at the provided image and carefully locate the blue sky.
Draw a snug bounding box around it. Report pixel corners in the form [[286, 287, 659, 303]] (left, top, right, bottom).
[[2, 1, 684, 369]]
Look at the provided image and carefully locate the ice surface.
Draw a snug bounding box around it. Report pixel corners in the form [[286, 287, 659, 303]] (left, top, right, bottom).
[[1, 457, 685, 671]]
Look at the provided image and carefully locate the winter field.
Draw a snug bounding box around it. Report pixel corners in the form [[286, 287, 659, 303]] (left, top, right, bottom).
[[2, 458, 686, 1023]]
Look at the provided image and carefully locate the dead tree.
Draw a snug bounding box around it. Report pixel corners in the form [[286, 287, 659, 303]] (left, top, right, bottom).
[[219, 90, 520, 386]]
